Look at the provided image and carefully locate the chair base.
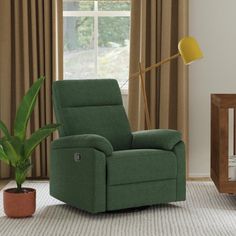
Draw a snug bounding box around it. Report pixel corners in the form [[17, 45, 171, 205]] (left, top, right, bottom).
[[107, 179, 182, 211], [50, 178, 185, 214]]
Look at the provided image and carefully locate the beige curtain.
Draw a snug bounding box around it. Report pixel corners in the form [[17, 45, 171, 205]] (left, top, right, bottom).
[[0, 0, 63, 179], [128, 0, 188, 138]]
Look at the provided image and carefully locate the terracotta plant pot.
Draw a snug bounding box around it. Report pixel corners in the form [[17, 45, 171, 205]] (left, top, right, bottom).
[[3, 188, 36, 218]]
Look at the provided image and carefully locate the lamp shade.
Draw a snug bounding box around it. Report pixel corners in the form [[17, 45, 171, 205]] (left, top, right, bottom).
[[178, 37, 203, 65]]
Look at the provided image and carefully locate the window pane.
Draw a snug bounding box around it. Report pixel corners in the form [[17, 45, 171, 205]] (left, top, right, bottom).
[[63, 0, 131, 90], [98, 1, 130, 11], [64, 17, 96, 79], [98, 17, 130, 88], [63, 1, 94, 11]]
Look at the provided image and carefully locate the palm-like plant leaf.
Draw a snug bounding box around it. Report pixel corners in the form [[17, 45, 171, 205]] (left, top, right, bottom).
[[0, 77, 60, 191], [2, 140, 19, 167], [14, 76, 45, 141], [8, 136, 23, 156], [0, 145, 9, 165], [24, 124, 60, 158], [0, 120, 11, 139]]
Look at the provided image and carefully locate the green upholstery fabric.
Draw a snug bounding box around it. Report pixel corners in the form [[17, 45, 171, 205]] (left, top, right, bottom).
[[107, 149, 177, 186], [132, 129, 182, 150], [52, 134, 113, 156], [174, 141, 186, 201], [53, 79, 122, 107], [107, 179, 177, 211], [53, 79, 132, 150], [61, 106, 131, 150], [51, 79, 186, 213], [50, 147, 106, 213]]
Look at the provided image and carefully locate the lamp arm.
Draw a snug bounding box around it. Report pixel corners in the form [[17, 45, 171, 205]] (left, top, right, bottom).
[[129, 52, 180, 79], [144, 52, 180, 73]]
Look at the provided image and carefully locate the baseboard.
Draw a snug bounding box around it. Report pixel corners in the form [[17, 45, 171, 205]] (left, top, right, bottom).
[[188, 173, 211, 181], [189, 173, 210, 178]]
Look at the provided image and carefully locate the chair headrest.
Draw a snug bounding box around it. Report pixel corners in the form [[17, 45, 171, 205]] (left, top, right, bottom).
[[53, 79, 123, 108]]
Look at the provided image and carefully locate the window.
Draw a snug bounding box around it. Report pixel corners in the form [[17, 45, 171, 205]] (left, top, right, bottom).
[[63, 0, 131, 91]]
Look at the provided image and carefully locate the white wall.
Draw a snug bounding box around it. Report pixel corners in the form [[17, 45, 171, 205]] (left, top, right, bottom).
[[189, 0, 236, 177]]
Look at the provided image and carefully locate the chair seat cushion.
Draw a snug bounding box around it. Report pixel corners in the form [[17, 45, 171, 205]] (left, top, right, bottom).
[[107, 149, 177, 186]]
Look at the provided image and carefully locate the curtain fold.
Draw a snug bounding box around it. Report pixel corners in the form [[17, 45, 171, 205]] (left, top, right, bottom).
[[0, 0, 63, 179], [128, 0, 188, 171], [128, 0, 188, 139]]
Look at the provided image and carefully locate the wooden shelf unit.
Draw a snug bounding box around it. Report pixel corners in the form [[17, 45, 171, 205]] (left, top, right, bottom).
[[211, 94, 236, 193]]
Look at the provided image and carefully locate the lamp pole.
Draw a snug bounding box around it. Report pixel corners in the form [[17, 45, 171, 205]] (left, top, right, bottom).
[[132, 52, 180, 129]]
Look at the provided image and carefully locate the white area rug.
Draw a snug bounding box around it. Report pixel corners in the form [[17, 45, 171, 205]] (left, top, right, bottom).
[[0, 181, 236, 236]]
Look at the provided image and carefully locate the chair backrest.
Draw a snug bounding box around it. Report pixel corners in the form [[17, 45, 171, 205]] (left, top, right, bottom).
[[52, 79, 132, 150]]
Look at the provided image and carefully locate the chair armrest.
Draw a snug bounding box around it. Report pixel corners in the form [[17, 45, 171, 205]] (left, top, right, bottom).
[[132, 129, 182, 150], [50, 145, 106, 213], [173, 141, 186, 200], [51, 134, 113, 156]]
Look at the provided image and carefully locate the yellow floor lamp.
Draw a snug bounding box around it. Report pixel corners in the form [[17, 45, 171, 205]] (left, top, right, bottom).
[[129, 36, 203, 129]]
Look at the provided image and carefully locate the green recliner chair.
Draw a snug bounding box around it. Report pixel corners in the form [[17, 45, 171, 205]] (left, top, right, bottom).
[[50, 79, 186, 213]]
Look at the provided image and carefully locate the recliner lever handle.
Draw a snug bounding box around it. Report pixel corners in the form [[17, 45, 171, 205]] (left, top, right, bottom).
[[74, 152, 81, 162]]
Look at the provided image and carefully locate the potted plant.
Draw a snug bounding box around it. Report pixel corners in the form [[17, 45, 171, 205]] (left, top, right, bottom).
[[0, 76, 60, 218]]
